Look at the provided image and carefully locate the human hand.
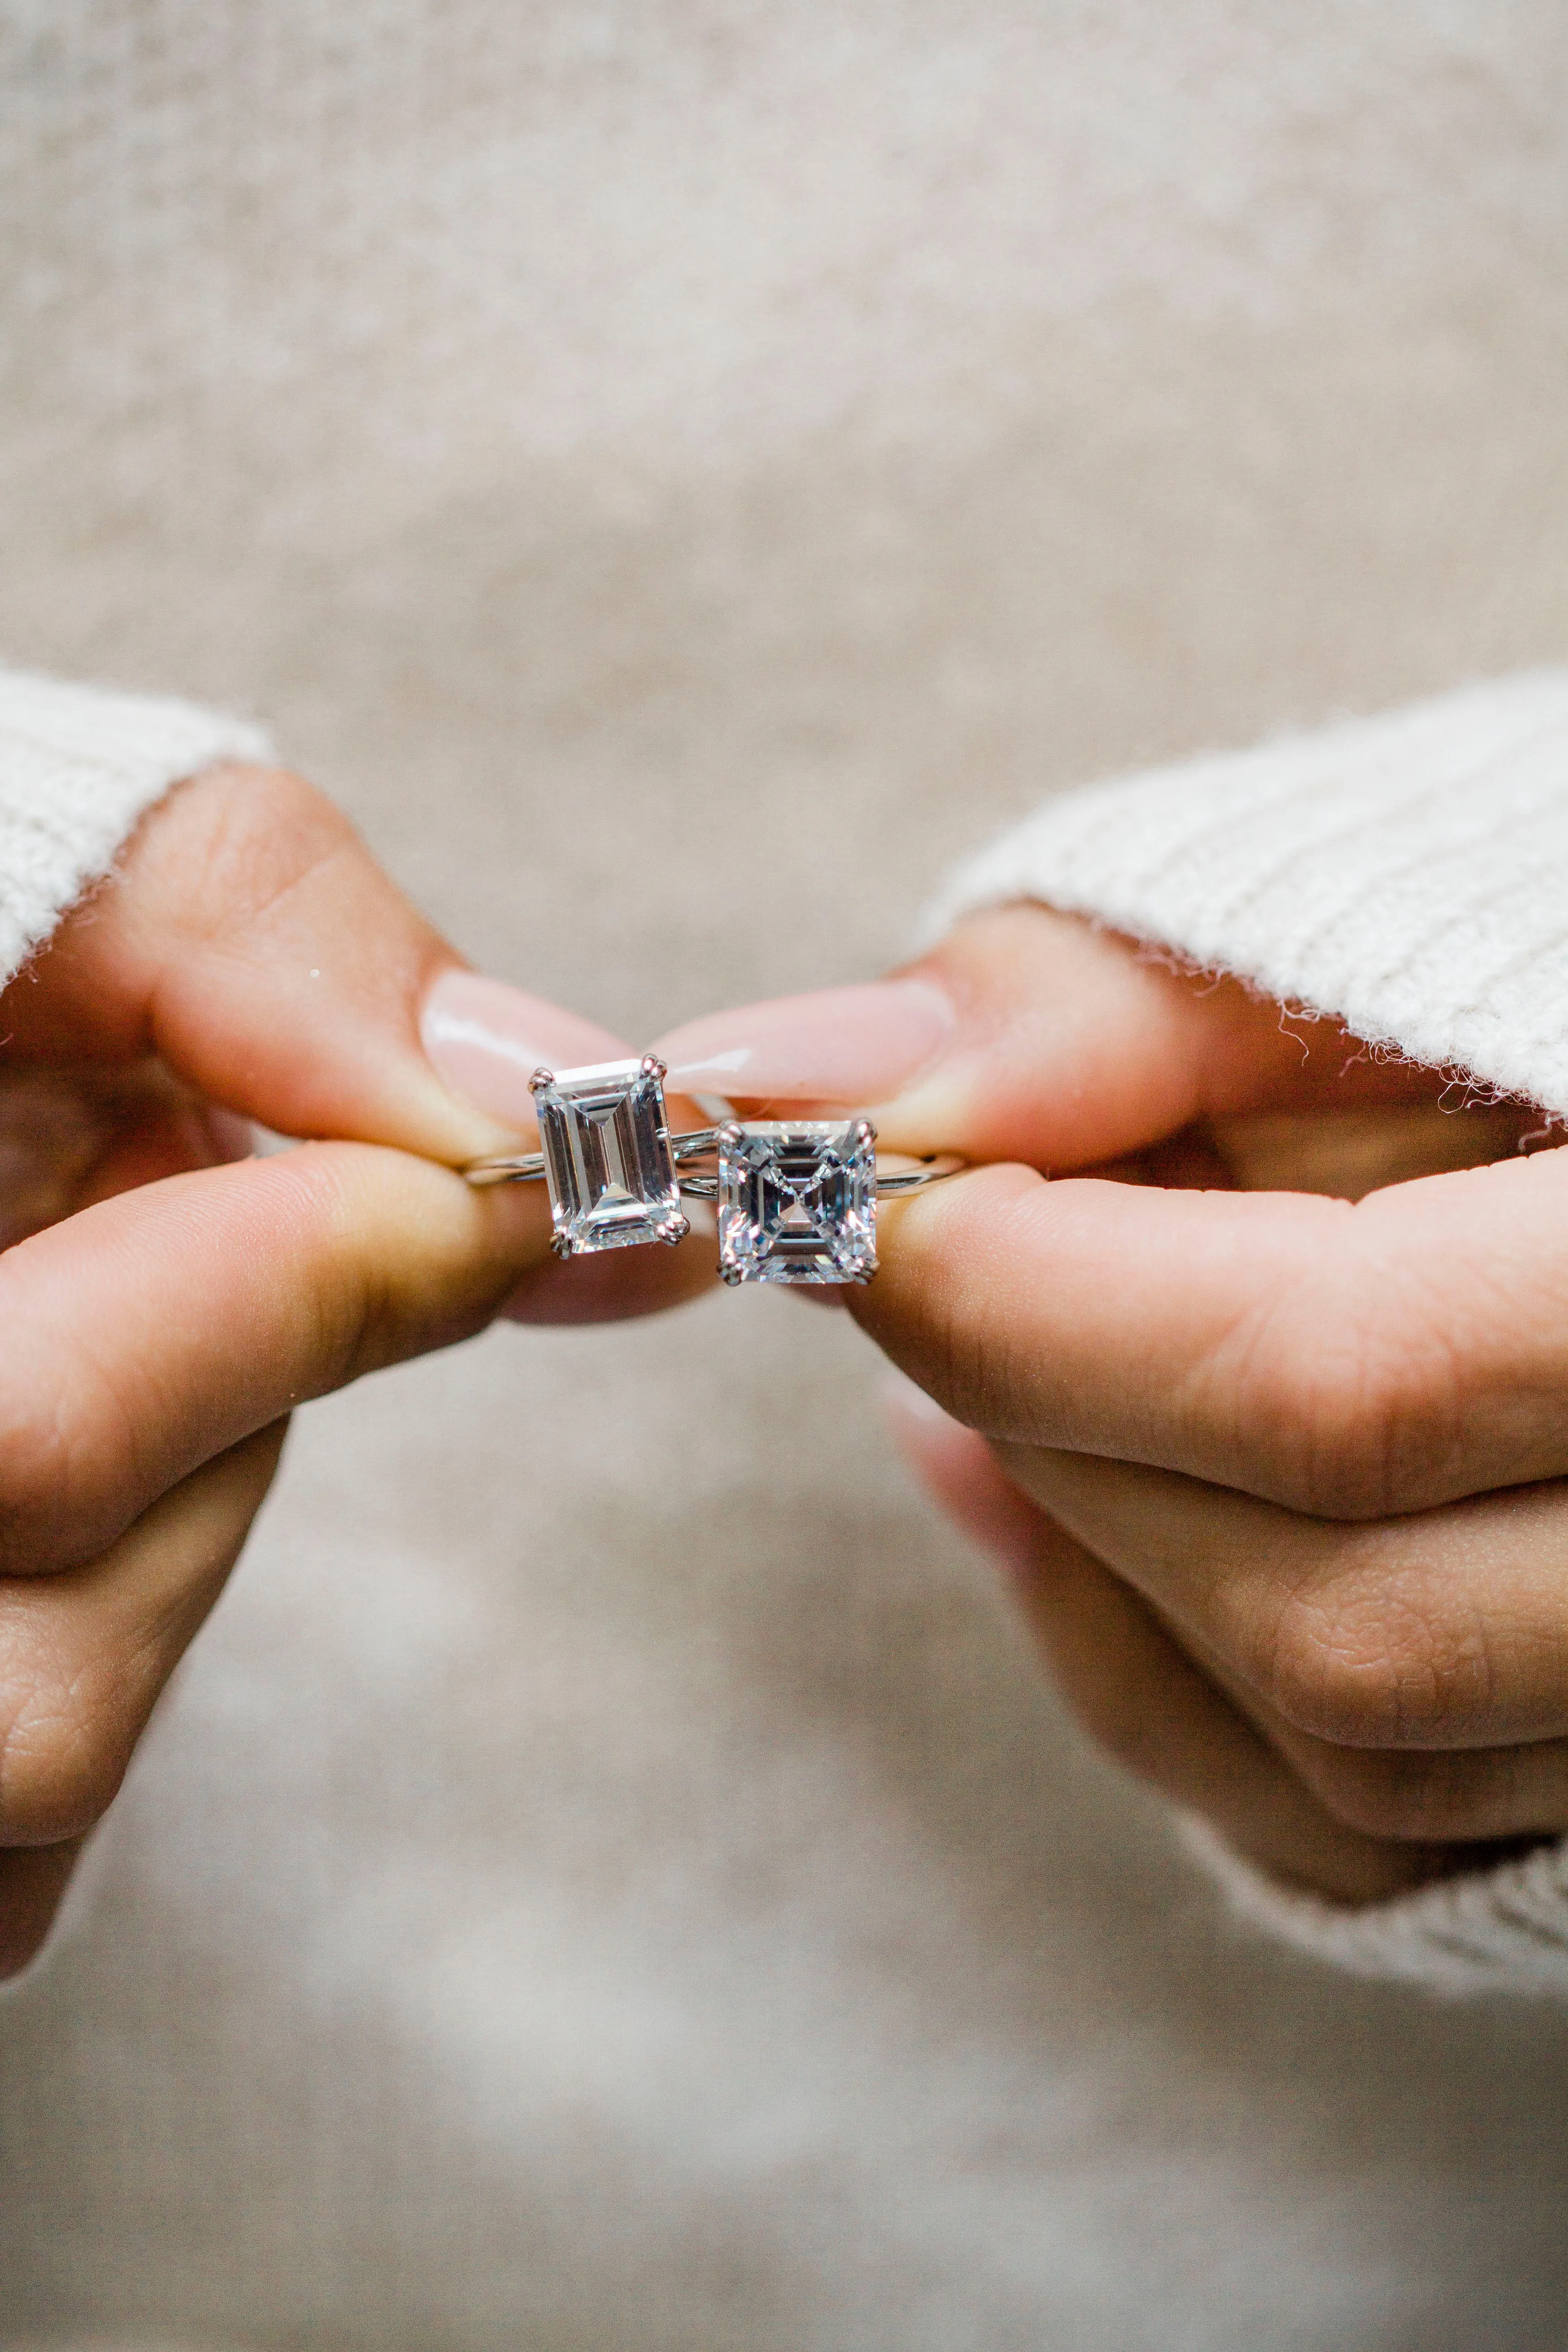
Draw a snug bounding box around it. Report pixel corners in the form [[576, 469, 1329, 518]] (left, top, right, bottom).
[[657, 906, 1558, 1906], [0, 762, 710, 1974]]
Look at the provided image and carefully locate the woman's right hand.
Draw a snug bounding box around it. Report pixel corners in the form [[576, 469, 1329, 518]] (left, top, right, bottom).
[[0, 760, 710, 1976]]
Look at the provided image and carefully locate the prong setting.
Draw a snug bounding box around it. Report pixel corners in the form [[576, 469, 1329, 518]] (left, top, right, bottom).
[[715, 1119, 878, 1286], [529, 1057, 685, 1255]]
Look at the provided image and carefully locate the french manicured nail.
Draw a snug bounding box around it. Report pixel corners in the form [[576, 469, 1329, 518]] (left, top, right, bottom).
[[653, 979, 954, 1105], [421, 970, 630, 1135]]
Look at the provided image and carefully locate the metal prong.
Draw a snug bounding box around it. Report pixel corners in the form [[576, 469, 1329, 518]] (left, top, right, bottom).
[[550, 1232, 573, 1259], [717, 1120, 745, 1147], [720, 1266, 744, 1286], [854, 1119, 877, 1149], [641, 1054, 668, 1082], [529, 1067, 555, 1094], [662, 1215, 691, 1246]]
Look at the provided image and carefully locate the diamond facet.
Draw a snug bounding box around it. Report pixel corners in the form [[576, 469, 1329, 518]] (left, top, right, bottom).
[[716, 1120, 877, 1284], [532, 1058, 687, 1255]]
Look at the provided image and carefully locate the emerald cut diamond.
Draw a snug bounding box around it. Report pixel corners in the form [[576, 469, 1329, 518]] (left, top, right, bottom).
[[531, 1057, 688, 1256], [716, 1119, 877, 1285]]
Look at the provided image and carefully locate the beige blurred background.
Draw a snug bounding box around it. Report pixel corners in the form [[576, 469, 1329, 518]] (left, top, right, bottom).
[[2, 5, 1568, 2345]]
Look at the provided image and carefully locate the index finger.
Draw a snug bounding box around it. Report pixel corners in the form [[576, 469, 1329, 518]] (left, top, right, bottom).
[[656, 905, 1441, 1170], [2, 763, 644, 1164]]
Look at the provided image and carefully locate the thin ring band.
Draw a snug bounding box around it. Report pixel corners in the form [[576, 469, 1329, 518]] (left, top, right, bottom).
[[464, 1127, 727, 1187], [463, 1137, 966, 1198]]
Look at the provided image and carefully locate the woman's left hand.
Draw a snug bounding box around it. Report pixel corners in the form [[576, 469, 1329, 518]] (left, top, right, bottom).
[[657, 905, 1568, 1906]]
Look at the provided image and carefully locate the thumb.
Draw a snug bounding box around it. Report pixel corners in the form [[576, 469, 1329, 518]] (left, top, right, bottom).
[[2, 763, 624, 1161]]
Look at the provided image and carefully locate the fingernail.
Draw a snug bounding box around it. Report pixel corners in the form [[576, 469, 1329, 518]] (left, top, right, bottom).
[[420, 970, 631, 1135], [653, 978, 953, 1106]]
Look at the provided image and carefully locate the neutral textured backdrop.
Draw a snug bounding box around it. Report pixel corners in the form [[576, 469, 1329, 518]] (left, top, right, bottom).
[[3, 5, 1568, 2346]]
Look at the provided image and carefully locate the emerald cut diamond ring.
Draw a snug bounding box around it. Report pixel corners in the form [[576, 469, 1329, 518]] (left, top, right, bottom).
[[464, 1056, 963, 1280]]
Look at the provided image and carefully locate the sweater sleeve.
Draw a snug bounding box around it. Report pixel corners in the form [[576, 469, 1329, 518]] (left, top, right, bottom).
[[0, 667, 273, 986], [931, 667, 1568, 1996]]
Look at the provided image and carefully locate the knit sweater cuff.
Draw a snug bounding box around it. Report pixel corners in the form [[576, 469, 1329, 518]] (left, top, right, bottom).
[[926, 667, 1568, 1122], [932, 668, 1568, 1994], [0, 668, 273, 987], [1181, 1820, 1568, 1996]]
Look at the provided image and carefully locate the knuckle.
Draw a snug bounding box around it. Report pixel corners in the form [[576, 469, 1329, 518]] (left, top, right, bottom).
[[0, 1626, 132, 1843], [1238, 1278, 1467, 1519], [1260, 1568, 1493, 1749], [253, 1144, 422, 1394], [934, 1306, 1015, 1438], [0, 1267, 140, 1575], [870, 1183, 1020, 1435], [165, 764, 359, 952], [1290, 1736, 1546, 1846], [1255, 1600, 1382, 1744], [927, 1177, 1063, 1438], [1291, 1745, 1470, 1842]]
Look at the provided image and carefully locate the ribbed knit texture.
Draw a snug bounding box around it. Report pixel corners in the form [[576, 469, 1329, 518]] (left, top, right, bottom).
[[1181, 1819, 1568, 1996], [937, 669, 1568, 1994], [0, 669, 271, 985], [930, 669, 1568, 1120]]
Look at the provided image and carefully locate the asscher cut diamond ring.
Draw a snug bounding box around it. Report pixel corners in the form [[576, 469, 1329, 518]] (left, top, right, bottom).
[[463, 1055, 965, 1285]]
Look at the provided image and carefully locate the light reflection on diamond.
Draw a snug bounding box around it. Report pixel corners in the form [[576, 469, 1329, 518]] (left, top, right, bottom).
[[717, 1120, 877, 1284], [533, 1059, 686, 1255]]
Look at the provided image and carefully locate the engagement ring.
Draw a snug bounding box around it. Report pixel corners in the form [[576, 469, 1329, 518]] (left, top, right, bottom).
[[463, 1055, 964, 1285]]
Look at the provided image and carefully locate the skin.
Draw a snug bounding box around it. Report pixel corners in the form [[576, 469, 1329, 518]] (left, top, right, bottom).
[[849, 906, 1568, 1906], [0, 763, 710, 1975], [9, 811, 1553, 1952]]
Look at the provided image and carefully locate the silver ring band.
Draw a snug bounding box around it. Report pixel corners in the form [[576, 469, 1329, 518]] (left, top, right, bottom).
[[465, 1126, 725, 1186], [465, 1056, 963, 1280], [464, 1134, 965, 1198]]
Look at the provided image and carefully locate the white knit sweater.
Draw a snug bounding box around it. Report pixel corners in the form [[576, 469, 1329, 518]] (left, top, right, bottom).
[[0, 671, 270, 982], [931, 667, 1568, 1123], [936, 663, 1568, 1997], [9, 662, 1568, 2000]]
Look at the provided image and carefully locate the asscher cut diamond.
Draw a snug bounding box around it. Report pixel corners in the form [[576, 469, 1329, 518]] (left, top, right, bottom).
[[532, 1058, 687, 1255], [717, 1119, 878, 1285]]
